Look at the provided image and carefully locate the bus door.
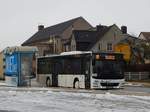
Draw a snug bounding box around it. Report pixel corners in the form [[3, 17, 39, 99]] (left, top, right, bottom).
[[52, 62, 58, 87], [84, 58, 91, 89]]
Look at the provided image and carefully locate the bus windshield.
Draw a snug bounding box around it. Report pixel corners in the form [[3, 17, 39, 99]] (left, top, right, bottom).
[[93, 60, 124, 79]]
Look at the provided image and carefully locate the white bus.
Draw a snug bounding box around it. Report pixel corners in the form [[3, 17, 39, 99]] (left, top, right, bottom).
[[36, 51, 125, 89]]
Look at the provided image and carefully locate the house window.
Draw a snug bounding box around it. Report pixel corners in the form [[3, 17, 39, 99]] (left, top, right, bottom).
[[57, 39, 58, 43], [114, 32, 116, 40], [71, 44, 75, 51], [54, 43, 57, 53], [99, 43, 102, 50], [73, 45, 76, 50], [65, 45, 69, 51], [107, 43, 113, 51]]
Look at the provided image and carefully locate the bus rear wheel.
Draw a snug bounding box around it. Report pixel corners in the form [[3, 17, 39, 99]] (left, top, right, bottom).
[[46, 77, 51, 87], [73, 78, 79, 89]]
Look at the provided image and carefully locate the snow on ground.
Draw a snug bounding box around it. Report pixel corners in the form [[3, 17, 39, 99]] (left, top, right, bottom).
[[0, 87, 150, 112], [0, 82, 7, 86], [124, 83, 143, 87]]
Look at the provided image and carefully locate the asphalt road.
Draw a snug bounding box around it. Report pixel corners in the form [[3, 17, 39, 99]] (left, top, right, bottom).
[[124, 86, 150, 93]]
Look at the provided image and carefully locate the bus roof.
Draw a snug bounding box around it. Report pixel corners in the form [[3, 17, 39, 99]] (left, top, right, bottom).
[[38, 51, 123, 59], [38, 51, 92, 59], [60, 51, 92, 55]]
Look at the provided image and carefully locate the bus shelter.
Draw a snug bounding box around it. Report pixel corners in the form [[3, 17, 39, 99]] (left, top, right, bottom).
[[4, 46, 38, 87]]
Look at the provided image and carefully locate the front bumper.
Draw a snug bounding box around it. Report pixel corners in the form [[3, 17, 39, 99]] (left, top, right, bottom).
[[91, 79, 125, 89]]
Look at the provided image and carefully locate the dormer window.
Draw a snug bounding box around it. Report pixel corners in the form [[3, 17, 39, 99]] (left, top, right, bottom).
[[99, 43, 102, 50], [107, 43, 113, 51]]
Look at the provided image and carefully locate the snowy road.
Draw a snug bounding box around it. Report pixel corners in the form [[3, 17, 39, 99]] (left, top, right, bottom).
[[0, 88, 150, 112]]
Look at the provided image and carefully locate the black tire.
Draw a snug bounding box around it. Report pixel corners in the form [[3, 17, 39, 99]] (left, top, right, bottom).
[[73, 78, 79, 89], [46, 77, 51, 87]]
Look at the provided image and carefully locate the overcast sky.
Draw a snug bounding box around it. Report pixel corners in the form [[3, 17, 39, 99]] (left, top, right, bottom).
[[0, 0, 150, 50]]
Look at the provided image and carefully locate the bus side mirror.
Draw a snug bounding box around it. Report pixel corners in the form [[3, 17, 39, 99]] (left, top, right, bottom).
[[92, 56, 96, 65]]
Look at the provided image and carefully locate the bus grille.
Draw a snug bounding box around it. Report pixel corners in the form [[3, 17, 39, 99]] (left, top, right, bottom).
[[101, 83, 119, 87]]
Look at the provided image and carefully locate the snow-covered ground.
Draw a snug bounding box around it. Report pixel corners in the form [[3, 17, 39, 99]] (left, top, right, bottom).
[[0, 87, 150, 112]]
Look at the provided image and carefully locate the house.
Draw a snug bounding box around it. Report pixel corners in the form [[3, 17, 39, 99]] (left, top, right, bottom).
[[22, 17, 93, 56], [138, 32, 150, 63], [114, 34, 146, 64], [70, 24, 123, 52], [115, 32, 150, 80], [70, 24, 147, 64], [71, 30, 97, 51], [139, 32, 150, 42]]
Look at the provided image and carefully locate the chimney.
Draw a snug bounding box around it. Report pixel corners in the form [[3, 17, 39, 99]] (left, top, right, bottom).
[[121, 26, 127, 34], [96, 24, 103, 31], [38, 25, 44, 31]]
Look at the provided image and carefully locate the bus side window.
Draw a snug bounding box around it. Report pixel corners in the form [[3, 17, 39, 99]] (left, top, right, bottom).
[[92, 59, 95, 66], [62, 59, 71, 74], [59, 61, 63, 74]]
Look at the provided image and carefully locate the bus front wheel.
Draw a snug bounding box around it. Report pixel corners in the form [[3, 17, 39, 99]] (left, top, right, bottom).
[[46, 77, 51, 87]]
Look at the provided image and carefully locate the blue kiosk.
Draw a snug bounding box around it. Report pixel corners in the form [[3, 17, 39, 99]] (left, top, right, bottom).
[[4, 46, 38, 86]]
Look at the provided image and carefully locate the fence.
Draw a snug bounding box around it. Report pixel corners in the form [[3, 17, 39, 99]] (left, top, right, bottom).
[[125, 64, 150, 81], [125, 72, 150, 81]]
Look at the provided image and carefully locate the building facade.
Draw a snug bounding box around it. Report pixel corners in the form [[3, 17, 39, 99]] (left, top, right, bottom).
[[70, 24, 123, 53], [139, 32, 150, 42], [22, 17, 92, 56], [0, 51, 4, 80]]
